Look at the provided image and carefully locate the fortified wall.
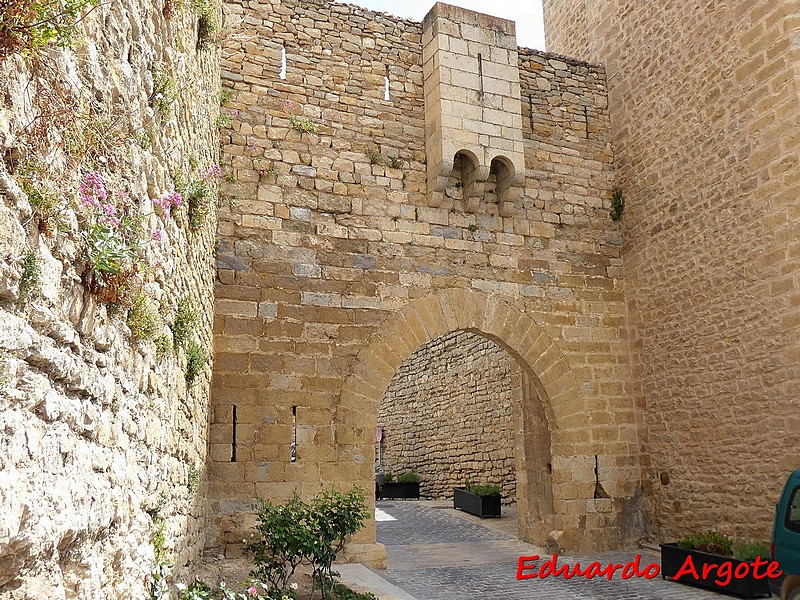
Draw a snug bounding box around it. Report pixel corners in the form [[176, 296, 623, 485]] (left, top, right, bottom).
[[212, 0, 642, 560], [0, 1, 220, 597], [544, 0, 800, 541]]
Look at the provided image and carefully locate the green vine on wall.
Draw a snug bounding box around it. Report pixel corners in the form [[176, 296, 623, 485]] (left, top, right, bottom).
[[610, 188, 625, 222]]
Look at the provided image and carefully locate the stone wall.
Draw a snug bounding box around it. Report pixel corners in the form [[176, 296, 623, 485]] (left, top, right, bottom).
[[213, 0, 641, 558], [543, 0, 800, 542], [0, 1, 220, 596], [379, 331, 519, 503]]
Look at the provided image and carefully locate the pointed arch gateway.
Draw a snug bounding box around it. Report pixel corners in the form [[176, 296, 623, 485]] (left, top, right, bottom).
[[335, 289, 603, 566]]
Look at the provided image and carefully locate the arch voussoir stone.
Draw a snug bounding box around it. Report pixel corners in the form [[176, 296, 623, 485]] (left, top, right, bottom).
[[334, 288, 626, 556]]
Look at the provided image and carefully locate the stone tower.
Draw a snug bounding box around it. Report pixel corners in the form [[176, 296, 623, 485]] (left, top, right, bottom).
[[543, 0, 800, 542]]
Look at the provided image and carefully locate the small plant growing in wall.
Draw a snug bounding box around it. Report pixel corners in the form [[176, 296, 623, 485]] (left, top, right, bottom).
[[195, 0, 217, 49], [21, 180, 65, 236], [387, 156, 404, 170], [170, 297, 198, 349], [290, 114, 318, 136], [467, 223, 477, 232], [0, 0, 98, 62], [127, 293, 162, 342], [150, 67, 177, 119], [184, 340, 207, 384], [365, 149, 383, 165], [18, 249, 40, 302], [216, 113, 232, 129], [610, 187, 625, 222]]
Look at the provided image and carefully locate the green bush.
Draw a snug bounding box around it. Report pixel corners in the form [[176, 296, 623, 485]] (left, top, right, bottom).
[[732, 542, 770, 561], [249, 487, 368, 599], [184, 340, 206, 384], [396, 472, 421, 484], [0, 0, 98, 61], [677, 530, 733, 556], [466, 483, 502, 497], [195, 0, 217, 49], [18, 249, 40, 301], [127, 293, 162, 342], [170, 298, 198, 349], [610, 187, 625, 221]]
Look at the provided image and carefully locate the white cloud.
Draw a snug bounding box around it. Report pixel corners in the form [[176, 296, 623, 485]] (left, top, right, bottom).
[[337, 0, 546, 50]]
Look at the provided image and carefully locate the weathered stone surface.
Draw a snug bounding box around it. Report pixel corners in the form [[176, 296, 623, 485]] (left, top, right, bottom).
[[0, 0, 219, 595], [543, 0, 800, 543]]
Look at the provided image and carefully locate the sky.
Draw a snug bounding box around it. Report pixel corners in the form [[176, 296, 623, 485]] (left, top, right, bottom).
[[337, 0, 546, 50]]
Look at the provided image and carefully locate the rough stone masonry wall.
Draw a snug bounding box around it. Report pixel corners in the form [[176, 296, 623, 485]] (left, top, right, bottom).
[[213, 0, 641, 557], [543, 0, 800, 542], [0, 1, 220, 597], [379, 331, 519, 503]]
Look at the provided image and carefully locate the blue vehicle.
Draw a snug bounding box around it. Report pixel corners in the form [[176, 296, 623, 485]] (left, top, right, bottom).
[[771, 468, 800, 599]]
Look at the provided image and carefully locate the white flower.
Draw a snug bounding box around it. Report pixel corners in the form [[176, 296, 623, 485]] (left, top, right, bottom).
[[290, 582, 299, 590]]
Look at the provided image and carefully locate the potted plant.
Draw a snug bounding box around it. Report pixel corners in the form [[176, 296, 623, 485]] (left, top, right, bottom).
[[660, 530, 772, 598], [453, 482, 502, 518], [380, 472, 421, 500]]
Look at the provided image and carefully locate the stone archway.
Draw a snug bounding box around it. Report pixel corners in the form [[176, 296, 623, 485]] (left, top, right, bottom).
[[335, 289, 602, 565]]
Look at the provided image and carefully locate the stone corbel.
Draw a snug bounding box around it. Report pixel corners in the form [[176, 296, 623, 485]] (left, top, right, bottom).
[[496, 170, 524, 217], [427, 158, 454, 208], [462, 162, 490, 213]]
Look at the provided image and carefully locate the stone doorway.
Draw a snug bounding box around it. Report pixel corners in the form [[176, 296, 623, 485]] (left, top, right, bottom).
[[376, 329, 554, 542], [335, 289, 613, 564]]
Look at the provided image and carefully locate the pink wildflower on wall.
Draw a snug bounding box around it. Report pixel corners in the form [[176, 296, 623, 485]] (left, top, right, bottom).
[[79, 171, 108, 209], [153, 191, 183, 213], [152, 229, 163, 241], [200, 164, 223, 181]]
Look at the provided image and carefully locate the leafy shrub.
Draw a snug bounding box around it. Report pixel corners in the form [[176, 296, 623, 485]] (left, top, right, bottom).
[[610, 187, 625, 221], [466, 483, 502, 497], [195, 0, 216, 49], [677, 530, 733, 556], [383, 472, 393, 483], [387, 156, 404, 170], [249, 487, 368, 599], [22, 182, 64, 235], [184, 340, 206, 384], [365, 149, 382, 165], [290, 114, 318, 135], [0, 0, 98, 61], [154, 334, 172, 359], [732, 542, 770, 561], [170, 298, 198, 349], [151, 68, 177, 118], [396, 472, 421, 484], [127, 293, 162, 341], [18, 249, 40, 301]]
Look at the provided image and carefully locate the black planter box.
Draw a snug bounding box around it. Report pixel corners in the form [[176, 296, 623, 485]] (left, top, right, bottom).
[[660, 544, 771, 598], [453, 487, 501, 518], [380, 482, 419, 500]]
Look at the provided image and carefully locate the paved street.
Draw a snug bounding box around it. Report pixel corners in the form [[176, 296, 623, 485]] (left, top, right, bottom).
[[373, 501, 741, 600]]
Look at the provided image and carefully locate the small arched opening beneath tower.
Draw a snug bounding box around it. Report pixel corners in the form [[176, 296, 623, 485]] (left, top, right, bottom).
[[376, 329, 554, 539]]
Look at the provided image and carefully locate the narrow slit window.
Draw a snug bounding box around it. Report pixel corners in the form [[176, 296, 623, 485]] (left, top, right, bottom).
[[290, 405, 297, 462], [477, 53, 484, 98], [231, 405, 237, 462], [280, 46, 287, 80], [384, 65, 390, 101]]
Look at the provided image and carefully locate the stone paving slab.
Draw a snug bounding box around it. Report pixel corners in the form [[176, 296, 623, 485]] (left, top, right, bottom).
[[374, 501, 741, 600]]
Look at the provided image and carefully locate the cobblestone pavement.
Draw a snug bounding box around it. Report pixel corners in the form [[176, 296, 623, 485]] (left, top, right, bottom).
[[374, 502, 743, 600]]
